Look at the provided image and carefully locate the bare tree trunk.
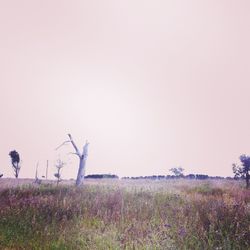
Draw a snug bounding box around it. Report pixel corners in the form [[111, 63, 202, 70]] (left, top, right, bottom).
[[76, 156, 85, 186], [246, 172, 249, 189], [67, 134, 89, 186], [46, 160, 48, 180], [14, 163, 19, 178], [35, 162, 38, 180], [14, 166, 18, 178]]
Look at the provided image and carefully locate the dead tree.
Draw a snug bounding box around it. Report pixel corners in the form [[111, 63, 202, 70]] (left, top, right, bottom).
[[46, 160, 49, 179], [34, 162, 42, 184], [54, 159, 65, 186], [56, 134, 89, 186]]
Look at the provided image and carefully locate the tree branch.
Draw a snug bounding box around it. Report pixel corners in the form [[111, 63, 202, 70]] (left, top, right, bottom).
[[68, 134, 81, 156], [55, 140, 70, 150], [82, 141, 89, 159], [67, 152, 79, 157]]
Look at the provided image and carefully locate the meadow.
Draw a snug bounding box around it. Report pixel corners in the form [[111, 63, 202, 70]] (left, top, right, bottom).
[[0, 178, 249, 250]]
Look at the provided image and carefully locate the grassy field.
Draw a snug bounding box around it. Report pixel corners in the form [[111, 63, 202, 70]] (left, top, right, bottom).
[[0, 178, 249, 250]]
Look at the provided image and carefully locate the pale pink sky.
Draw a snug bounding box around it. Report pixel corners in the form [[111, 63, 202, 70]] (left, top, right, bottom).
[[0, 0, 250, 178]]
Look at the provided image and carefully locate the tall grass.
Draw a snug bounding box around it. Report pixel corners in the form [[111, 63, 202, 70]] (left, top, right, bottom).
[[0, 179, 249, 249]]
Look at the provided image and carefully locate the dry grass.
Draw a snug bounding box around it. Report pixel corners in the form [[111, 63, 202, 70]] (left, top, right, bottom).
[[0, 178, 249, 249]]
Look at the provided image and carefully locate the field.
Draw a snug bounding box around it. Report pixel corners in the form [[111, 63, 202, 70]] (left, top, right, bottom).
[[0, 178, 249, 250]]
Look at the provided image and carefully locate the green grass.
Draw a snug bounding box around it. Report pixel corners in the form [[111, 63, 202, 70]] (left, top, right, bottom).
[[0, 179, 249, 249]]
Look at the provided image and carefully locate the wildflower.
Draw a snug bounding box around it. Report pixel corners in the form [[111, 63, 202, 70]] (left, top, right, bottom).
[[164, 224, 171, 228], [178, 228, 186, 237]]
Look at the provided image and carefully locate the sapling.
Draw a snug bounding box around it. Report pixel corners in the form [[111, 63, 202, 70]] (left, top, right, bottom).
[[54, 159, 66, 186]]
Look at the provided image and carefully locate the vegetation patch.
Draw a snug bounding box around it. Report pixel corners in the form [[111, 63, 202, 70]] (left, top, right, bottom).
[[0, 179, 249, 249]]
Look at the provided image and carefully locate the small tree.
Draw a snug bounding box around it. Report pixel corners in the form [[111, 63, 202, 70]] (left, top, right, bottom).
[[54, 159, 65, 186], [9, 150, 21, 178], [169, 167, 184, 177], [233, 154, 250, 188]]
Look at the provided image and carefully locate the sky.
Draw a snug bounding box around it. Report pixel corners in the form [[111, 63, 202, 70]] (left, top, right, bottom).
[[0, 0, 250, 179]]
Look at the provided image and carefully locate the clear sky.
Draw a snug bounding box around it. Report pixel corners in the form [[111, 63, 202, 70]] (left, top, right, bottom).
[[0, 0, 250, 179]]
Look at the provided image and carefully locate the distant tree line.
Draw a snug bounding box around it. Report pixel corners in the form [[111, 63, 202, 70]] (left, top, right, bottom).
[[121, 174, 233, 180], [77, 173, 231, 180], [85, 174, 119, 179]]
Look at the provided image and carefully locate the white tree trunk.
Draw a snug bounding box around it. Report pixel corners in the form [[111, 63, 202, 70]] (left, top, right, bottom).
[[67, 134, 89, 186], [76, 156, 85, 186]]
